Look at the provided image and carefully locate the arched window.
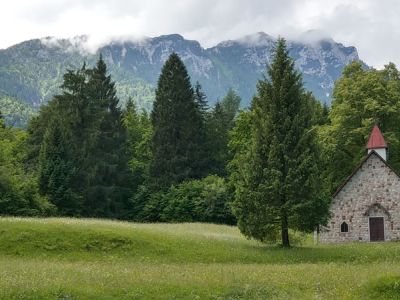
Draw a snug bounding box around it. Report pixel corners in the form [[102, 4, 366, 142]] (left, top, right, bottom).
[[341, 222, 349, 233]]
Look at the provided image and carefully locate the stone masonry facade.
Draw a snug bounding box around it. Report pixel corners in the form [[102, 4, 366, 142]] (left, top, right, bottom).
[[320, 152, 400, 243]]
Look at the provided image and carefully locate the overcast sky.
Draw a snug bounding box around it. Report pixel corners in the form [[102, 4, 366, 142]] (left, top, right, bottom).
[[1, 0, 399, 68]]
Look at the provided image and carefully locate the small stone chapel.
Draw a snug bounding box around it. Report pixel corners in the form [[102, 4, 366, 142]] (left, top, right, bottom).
[[320, 125, 400, 243]]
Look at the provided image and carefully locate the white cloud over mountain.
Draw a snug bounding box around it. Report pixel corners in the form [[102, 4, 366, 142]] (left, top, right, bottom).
[[1, 0, 399, 67]]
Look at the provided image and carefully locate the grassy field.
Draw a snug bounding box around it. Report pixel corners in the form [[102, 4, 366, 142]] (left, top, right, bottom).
[[0, 218, 399, 299]]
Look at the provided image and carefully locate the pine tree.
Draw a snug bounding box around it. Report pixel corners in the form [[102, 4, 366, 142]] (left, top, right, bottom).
[[208, 89, 241, 176], [192, 81, 211, 177], [0, 110, 4, 128], [194, 81, 208, 118], [208, 102, 227, 176], [34, 57, 132, 218], [123, 99, 152, 192], [322, 102, 329, 121], [34, 65, 89, 216], [83, 55, 130, 217], [39, 119, 80, 215], [220, 88, 240, 123], [150, 53, 206, 188], [232, 38, 325, 247]]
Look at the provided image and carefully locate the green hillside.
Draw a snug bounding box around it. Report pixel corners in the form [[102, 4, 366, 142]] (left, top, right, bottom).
[[0, 95, 37, 127], [0, 38, 155, 116], [0, 34, 363, 122], [0, 218, 399, 299]]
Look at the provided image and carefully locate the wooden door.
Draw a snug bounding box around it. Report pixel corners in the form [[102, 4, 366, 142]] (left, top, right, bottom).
[[369, 217, 384, 241]]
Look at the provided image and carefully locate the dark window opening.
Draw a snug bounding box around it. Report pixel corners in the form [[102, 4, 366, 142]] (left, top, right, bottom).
[[341, 222, 349, 233]]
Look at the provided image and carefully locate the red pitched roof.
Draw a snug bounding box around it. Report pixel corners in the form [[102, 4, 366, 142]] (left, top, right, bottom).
[[366, 125, 387, 149]]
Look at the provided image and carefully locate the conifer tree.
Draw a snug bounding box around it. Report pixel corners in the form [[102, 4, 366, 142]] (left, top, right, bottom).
[[0, 110, 4, 128], [34, 57, 132, 218], [150, 53, 206, 188], [83, 55, 130, 217], [123, 99, 152, 192], [220, 88, 241, 122], [36, 66, 89, 216], [39, 119, 80, 215], [194, 81, 208, 118], [322, 102, 329, 123], [232, 38, 324, 247], [208, 89, 241, 176], [192, 81, 211, 177]]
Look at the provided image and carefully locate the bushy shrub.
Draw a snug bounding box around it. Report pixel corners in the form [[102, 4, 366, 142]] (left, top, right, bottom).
[[139, 191, 168, 222], [0, 167, 55, 216], [0, 125, 55, 216], [161, 175, 235, 224]]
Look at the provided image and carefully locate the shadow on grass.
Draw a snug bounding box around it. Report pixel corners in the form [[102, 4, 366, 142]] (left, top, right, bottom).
[[238, 241, 400, 265]]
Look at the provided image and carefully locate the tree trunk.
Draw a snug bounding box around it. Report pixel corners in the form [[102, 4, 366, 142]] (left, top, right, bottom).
[[281, 212, 290, 247]]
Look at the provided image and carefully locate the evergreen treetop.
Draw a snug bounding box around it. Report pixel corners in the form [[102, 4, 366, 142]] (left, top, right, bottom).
[[150, 53, 208, 188]]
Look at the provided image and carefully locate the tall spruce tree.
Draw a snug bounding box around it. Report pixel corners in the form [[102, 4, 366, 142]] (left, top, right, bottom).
[[208, 89, 241, 177], [34, 57, 131, 218], [123, 99, 153, 218], [232, 38, 325, 247], [220, 88, 241, 122], [0, 110, 4, 128], [193, 81, 211, 177], [150, 53, 206, 188], [83, 55, 130, 217], [39, 119, 80, 215], [36, 65, 89, 216], [194, 81, 208, 117], [124, 99, 152, 188]]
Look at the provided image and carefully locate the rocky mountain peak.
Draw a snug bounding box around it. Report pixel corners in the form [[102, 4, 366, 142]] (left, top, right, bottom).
[[0, 32, 365, 116]]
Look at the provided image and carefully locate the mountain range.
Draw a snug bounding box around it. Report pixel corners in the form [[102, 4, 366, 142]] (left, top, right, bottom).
[[0, 32, 364, 127]]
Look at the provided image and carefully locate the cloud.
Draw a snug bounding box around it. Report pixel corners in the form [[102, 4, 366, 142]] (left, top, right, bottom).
[[0, 0, 399, 68]]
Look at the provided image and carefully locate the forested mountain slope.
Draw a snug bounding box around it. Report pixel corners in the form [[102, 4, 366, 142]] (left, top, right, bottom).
[[0, 32, 364, 127]]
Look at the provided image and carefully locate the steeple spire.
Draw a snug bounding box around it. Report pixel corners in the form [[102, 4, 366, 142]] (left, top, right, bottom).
[[366, 124, 388, 160]]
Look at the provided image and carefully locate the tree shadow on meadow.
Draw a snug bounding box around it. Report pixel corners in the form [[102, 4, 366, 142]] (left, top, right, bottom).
[[238, 241, 400, 265]]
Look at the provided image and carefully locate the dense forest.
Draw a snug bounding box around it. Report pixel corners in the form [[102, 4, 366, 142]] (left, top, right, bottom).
[[1, 38, 400, 246]]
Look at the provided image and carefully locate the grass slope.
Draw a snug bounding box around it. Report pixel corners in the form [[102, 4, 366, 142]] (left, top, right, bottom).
[[0, 218, 400, 299]]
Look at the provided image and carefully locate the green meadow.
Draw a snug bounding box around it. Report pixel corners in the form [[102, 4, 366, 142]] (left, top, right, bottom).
[[0, 217, 399, 299]]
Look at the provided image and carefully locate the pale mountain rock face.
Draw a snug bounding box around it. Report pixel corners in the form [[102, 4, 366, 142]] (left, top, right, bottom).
[[0, 32, 365, 109]]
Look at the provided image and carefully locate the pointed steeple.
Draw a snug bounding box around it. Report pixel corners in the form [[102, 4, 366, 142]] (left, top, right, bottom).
[[366, 124, 388, 160]]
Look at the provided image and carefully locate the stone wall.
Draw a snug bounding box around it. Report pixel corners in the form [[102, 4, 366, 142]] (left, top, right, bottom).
[[320, 152, 400, 243]]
